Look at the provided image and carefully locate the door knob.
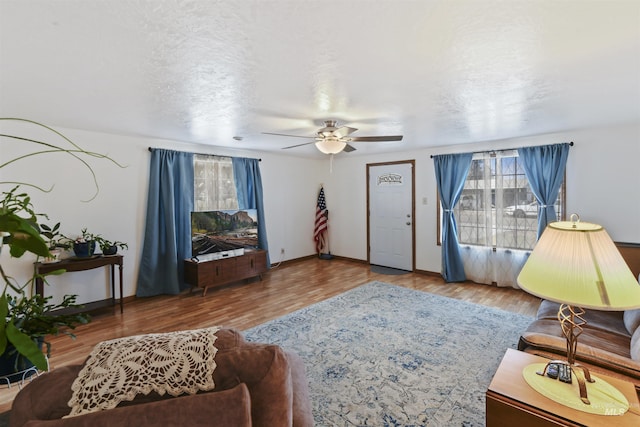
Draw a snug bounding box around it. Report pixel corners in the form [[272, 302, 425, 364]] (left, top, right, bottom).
[[406, 222, 411, 226]]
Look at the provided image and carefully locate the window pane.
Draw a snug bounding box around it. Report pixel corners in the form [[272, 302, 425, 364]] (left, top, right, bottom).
[[453, 154, 564, 251], [194, 155, 239, 211]]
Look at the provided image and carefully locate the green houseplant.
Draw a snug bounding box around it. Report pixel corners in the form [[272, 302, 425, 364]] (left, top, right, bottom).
[[39, 222, 71, 263], [66, 228, 99, 258], [95, 237, 128, 255], [0, 118, 125, 374], [0, 187, 89, 373]]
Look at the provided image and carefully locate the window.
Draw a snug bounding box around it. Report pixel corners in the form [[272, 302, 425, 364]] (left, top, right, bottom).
[[452, 151, 565, 251], [193, 155, 238, 211]]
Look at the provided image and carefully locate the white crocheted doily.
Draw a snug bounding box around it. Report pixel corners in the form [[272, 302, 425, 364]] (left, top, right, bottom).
[[67, 326, 220, 417]]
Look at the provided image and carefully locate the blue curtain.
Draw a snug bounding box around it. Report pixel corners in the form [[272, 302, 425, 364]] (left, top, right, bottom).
[[137, 149, 194, 296], [232, 157, 270, 266], [433, 153, 473, 282], [518, 143, 570, 238]]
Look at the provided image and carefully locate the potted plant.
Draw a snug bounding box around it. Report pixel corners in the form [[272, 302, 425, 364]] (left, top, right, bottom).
[[0, 118, 125, 378], [0, 187, 89, 377], [1, 290, 89, 381], [97, 236, 129, 255], [67, 228, 99, 258], [95, 237, 128, 256], [39, 222, 71, 263]]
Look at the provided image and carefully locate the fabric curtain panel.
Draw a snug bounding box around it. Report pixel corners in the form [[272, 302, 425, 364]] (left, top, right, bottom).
[[460, 245, 529, 288], [433, 153, 473, 282], [458, 151, 529, 288], [517, 143, 570, 238], [137, 149, 194, 296], [232, 157, 270, 266]]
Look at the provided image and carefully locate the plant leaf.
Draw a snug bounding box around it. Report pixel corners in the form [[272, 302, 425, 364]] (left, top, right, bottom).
[[6, 322, 48, 371], [0, 216, 49, 258], [0, 293, 8, 355]]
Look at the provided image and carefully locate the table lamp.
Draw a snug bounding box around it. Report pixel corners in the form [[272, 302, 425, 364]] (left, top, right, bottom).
[[517, 215, 640, 408]]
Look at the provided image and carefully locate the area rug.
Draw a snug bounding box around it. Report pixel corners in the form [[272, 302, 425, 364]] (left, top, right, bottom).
[[244, 281, 533, 426]]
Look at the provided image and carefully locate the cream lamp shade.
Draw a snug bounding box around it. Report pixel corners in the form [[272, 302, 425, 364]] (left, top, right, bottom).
[[315, 138, 346, 154], [517, 220, 640, 310]]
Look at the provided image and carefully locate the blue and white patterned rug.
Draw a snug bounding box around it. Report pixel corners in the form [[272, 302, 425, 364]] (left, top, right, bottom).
[[244, 281, 533, 427]]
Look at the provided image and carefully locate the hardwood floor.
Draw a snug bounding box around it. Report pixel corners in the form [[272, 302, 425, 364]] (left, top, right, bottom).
[[0, 257, 540, 412]]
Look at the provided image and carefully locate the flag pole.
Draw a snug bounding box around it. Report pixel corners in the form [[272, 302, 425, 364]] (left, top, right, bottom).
[[319, 208, 332, 260]]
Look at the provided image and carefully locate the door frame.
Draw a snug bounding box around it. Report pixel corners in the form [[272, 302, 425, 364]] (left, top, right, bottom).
[[366, 160, 416, 271]]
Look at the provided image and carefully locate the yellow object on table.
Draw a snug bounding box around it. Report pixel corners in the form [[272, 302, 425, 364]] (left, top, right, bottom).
[[523, 363, 629, 416]]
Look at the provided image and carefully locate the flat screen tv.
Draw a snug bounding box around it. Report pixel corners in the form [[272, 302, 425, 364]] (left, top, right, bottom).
[[191, 209, 259, 258]]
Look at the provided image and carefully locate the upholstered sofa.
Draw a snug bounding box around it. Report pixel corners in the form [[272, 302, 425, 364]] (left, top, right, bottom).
[[10, 328, 313, 427], [519, 299, 640, 388]]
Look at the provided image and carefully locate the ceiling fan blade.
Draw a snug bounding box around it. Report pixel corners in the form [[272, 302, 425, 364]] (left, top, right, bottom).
[[281, 141, 317, 149], [343, 144, 357, 153], [333, 126, 358, 138], [262, 132, 316, 139], [348, 135, 403, 142]]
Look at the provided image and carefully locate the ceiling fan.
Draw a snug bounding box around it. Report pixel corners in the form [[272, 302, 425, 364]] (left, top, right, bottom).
[[262, 120, 403, 154]]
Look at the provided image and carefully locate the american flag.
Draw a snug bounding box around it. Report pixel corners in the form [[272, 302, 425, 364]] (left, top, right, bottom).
[[314, 187, 328, 254]]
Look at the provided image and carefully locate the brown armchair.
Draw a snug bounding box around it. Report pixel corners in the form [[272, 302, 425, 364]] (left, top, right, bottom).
[[10, 329, 313, 427]]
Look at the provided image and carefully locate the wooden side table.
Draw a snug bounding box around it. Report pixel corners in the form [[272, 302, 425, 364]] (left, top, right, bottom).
[[34, 255, 124, 314], [486, 349, 640, 427]]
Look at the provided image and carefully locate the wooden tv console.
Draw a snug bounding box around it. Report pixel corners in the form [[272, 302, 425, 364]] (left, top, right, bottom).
[[184, 249, 268, 296]]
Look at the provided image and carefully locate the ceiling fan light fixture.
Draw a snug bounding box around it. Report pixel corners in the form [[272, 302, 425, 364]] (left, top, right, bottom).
[[315, 138, 346, 154], [266, 119, 403, 153]]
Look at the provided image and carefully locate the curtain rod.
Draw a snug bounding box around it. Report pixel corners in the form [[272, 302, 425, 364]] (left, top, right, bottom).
[[429, 141, 573, 158], [148, 146, 261, 161]]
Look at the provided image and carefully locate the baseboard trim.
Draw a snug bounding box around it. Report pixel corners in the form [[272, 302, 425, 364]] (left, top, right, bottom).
[[271, 254, 441, 277], [270, 254, 317, 268], [121, 295, 136, 305], [414, 268, 441, 277]]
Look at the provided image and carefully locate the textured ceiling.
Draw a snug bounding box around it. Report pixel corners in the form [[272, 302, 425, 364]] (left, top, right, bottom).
[[1, 0, 639, 158]]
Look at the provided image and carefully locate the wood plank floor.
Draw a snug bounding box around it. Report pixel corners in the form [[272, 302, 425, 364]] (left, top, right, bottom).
[[0, 257, 540, 412]]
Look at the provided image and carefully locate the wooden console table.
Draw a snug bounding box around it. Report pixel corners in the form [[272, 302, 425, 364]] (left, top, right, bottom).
[[34, 255, 124, 314]]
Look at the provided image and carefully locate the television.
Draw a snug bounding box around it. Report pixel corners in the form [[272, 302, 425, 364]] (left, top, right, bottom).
[[191, 209, 259, 259]]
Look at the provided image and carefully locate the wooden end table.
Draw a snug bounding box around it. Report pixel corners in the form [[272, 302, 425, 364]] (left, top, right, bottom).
[[486, 348, 640, 426]]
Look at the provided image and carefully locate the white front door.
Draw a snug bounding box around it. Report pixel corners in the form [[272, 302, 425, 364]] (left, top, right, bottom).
[[368, 162, 414, 271]]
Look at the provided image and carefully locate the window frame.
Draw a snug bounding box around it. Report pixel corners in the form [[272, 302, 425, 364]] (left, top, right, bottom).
[[436, 154, 566, 249]]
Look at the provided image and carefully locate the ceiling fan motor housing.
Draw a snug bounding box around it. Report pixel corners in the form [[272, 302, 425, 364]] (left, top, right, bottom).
[[319, 120, 339, 137]]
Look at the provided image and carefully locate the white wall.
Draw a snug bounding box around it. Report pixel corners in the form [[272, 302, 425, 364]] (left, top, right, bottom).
[[325, 122, 640, 273], [325, 148, 443, 272], [2, 120, 638, 305], [0, 121, 323, 304]]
